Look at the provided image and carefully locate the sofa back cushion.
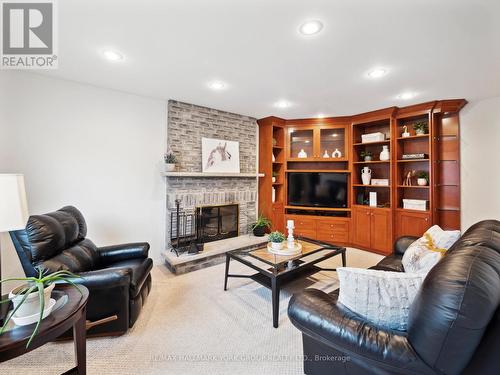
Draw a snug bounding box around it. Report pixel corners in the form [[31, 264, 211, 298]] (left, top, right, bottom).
[[407, 220, 500, 374], [11, 206, 99, 274]]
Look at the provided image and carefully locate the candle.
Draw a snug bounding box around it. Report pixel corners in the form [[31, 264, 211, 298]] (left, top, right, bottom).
[[287, 220, 294, 228]]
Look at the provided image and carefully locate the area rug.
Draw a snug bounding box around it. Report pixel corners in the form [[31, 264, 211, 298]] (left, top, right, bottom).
[[0, 247, 381, 375]]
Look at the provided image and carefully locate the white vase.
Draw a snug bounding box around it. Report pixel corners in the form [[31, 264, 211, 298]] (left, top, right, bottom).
[[323, 150, 330, 158], [417, 178, 428, 186], [9, 283, 54, 318], [165, 163, 176, 172], [272, 177, 276, 183], [361, 167, 372, 185], [332, 148, 342, 158], [271, 242, 283, 250], [298, 149, 307, 158], [379, 145, 390, 161]]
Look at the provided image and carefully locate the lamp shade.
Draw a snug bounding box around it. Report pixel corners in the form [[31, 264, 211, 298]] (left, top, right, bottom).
[[0, 174, 29, 232]]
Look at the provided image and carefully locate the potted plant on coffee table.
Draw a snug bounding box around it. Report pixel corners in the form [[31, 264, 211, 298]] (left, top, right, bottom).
[[268, 231, 286, 250], [251, 214, 271, 237], [0, 269, 82, 347], [164, 150, 177, 172]]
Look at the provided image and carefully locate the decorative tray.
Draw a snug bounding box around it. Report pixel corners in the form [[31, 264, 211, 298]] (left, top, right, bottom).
[[267, 241, 302, 256]]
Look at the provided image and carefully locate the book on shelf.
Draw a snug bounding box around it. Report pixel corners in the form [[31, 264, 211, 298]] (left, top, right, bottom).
[[371, 179, 389, 186], [402, 153, 428, 160]]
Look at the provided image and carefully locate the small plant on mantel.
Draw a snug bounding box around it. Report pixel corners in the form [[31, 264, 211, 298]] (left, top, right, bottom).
[[413, 121, 428, 135], [251, 214, 272, 237], [164, 150, 177, 172], [360, 151, 373, 161]]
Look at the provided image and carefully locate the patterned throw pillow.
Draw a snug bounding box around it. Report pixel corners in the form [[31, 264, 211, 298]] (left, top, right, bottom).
[[402, 225, 461, 274], [337, 267, 425, 331]]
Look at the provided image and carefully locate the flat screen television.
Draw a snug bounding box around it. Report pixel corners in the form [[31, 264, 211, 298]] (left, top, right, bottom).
[[287, 172, 348, 208]]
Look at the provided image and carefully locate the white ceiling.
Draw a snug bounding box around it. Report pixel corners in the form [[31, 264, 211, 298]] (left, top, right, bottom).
[[40, 0, 500, 118]]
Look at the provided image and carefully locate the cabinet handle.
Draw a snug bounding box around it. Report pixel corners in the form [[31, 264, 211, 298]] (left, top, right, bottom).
[[425, 218, 429, 222]]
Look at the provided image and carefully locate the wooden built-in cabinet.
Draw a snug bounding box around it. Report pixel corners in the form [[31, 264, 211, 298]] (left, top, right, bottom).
[[257, 99, 466, 256]]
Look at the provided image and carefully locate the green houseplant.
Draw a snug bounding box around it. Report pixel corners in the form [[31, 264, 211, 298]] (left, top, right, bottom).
[[268, 231, 286, 250], [360, 151, 373, 161], [164, 150, 177, 172], [413, 121, 428, 135], [417, 171, 429, 186], [251, 214, 271, 237], [0, 269, 82, 347]]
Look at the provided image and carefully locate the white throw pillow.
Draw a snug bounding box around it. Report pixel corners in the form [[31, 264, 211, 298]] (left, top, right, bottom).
[[402, 225, 460, 274], [337, 267, 425, 331]]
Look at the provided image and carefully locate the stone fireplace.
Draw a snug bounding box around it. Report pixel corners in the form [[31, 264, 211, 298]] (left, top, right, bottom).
[[164, 100, 263, 272]]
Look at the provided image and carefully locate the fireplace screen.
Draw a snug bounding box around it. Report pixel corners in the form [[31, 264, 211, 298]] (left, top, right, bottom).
[[196, 204, 239, 243]]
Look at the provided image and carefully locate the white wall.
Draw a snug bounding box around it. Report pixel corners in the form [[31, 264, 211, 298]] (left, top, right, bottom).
[[460, 96, 500, 231], [0, 72, 166, 286]]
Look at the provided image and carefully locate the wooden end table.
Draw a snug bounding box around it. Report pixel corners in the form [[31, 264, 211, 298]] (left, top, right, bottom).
[[224, 238, 346, 328], [0, 284, 89, 374]]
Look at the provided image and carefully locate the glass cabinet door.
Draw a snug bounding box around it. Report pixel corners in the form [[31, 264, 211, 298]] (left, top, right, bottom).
[[289, 129, 314, 158], [319, 128, 345, 159]]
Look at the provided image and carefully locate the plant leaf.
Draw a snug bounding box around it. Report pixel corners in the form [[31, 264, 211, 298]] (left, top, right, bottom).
[[26, 281, 45, 348]]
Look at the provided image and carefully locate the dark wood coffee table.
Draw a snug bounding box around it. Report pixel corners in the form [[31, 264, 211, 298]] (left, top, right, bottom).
[[224, 238, 346, 328], [0, 284, 89, 374]]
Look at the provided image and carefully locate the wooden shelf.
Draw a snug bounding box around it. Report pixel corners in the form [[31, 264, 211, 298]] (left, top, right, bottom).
[[396, 134, 429, 140], [352, 204, 391, 211], [353, 160, 390, 164], [353, 140, 390, 146], [284, 205, 351, 212], [285, 169, 350, 173], [287, 158, 348, 162], [353, 184, 390, 188], [273, 145, 284, 149], [397, 185, 429, 189], [272, 161, 283, 164], [397, 159, 429, 163]]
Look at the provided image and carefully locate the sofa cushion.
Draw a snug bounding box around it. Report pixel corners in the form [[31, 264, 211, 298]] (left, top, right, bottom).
[[371, 254, 404, 272], [337, 267, 425, 331]]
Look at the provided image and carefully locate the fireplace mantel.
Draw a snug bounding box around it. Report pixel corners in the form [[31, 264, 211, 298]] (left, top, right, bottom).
[[162, 172, 264, 178]]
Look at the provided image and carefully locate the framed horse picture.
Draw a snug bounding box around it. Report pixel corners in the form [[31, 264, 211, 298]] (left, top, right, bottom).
[[201, 137, 240, 173]]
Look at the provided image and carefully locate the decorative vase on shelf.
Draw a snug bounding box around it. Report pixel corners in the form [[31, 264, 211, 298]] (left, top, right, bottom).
[[379, 145, 390, 161], [272, 153, 276, 162], [417, 178, 428, 186], [361, 167, 372, 185], [323, 150, 330, 158], [272, 176, 276, 183], [298, 149, 307, 158], [332, 148, 342, 158], [165, 163, 176, 172], [272, 187, 276, 202], [402, 125, 410, 138], [416, 129, 426, 135]]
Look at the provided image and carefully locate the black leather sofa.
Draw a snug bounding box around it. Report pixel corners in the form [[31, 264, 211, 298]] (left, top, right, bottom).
[[10, 206, 153, 335], [288, 220, 500, 375]]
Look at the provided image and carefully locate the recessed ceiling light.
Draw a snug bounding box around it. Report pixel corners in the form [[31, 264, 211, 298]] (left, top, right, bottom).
[[299, 20, 323, 36], [274, 100, 291, 109], [103, 49, 124, 62], [367, 68, 387, 79], [208, 80, 226, 90], [398, 92, 417, 100]]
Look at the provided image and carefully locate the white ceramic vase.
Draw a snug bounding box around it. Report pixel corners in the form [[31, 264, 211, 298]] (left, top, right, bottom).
[[323, 150, 330, 158], [361, 167, 372, 185], [298, 149, 307, 158], [332, 148, 342, 158], [165, 163, 176, 172], [379, 145, 390, 161], [9, 283, 54, 318]]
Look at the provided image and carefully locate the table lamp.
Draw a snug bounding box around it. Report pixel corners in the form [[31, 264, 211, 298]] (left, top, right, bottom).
[[0, 174, 29, 287]]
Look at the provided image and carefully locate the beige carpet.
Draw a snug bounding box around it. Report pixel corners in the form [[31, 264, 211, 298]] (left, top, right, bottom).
[[1, 248, 382, 375]]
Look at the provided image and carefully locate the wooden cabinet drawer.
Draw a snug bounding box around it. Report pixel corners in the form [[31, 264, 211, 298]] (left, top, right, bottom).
[[286, 216, 316, 231], [317, 220, 348, 233], [317, 231, 349, 244]]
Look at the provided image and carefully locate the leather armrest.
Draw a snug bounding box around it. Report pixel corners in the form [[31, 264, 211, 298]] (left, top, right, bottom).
[[394, 236, 419, 255], [288, 289, 430, 371], [97, 242, 150, 265], [56, 268, 131, 290]]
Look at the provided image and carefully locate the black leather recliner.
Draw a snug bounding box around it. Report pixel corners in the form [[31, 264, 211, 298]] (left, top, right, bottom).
[[288, 220, 500, 375], [10, 206, 153, 335]]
